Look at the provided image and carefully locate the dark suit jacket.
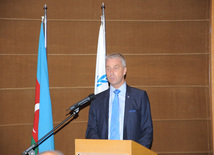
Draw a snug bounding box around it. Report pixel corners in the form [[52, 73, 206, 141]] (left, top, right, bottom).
[[86, 85, 153, 149]]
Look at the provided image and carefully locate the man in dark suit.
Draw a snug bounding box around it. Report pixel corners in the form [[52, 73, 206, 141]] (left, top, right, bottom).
[[86, 53, 153, 149]]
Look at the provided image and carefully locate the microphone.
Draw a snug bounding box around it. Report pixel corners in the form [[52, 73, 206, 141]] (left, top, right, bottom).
[[66, 93, 96, 111]]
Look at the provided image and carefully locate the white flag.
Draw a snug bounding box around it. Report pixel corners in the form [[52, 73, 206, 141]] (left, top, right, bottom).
[[94, 14, 108, 95]]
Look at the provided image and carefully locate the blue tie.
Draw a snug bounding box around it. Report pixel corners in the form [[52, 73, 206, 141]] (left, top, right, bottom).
[[110, 89, 120, 140]]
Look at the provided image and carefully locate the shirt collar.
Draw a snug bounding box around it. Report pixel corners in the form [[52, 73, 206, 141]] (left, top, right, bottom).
[[110, 82, 126, 96]]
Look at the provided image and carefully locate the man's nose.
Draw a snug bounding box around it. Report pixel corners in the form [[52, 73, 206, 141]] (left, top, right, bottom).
[[110, 69, 114, 75]]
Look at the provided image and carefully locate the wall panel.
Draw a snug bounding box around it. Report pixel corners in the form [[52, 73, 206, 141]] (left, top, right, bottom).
[[0, 89, 35, 124], [0, 55, 37, 88], [107, 21, 209, 54], [0, 0, 211, 155], [144, 87, 210, 120], [153, 121, 211, 153], [0, 54, 209, 88], [126, 55, 209, 85], [0, 125, 33, 154], [0, 0, 209, 20], [1, 20, 209, 55]]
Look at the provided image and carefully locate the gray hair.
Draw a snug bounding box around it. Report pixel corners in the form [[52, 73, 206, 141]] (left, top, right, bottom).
[[106, 53, 126, 67], [38, 150, 64, 155]]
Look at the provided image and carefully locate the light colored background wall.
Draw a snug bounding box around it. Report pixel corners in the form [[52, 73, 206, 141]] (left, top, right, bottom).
[[0, 0, 212, 154]]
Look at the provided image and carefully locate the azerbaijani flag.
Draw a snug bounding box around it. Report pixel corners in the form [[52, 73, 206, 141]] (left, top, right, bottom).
[[94, 11, 108, 95], [31, 21, 54, 154]]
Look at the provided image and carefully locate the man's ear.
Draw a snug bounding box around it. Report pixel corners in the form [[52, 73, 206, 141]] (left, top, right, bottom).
[[124, 67, 127, 79], [124, 67, 127, 76]]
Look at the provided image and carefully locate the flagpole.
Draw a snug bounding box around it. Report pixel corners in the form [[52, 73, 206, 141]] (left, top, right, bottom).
[[101, 3, 106, 45], [44, 4, 47, 49], [94, 3, 108, 94]]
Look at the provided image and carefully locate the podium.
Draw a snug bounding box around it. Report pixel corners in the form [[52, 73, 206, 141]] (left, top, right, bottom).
[[75, 139, 157, 155]]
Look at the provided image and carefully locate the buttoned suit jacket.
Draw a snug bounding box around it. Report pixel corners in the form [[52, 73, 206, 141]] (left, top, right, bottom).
[[86, 85, 153, 149]]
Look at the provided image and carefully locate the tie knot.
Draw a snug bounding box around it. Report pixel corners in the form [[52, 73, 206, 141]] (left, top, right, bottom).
[[114, 89, 120, 95]]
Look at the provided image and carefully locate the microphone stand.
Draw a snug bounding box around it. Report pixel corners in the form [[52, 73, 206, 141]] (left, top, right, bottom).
[[21, 108, 80, 155]]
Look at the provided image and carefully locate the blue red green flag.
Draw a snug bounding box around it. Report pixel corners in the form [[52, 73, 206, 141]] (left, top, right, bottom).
[[31, 21, 54, 154]]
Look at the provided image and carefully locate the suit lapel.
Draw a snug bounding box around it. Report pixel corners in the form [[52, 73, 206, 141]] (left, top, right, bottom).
[[123, 85, 131, 136], [103, 89, 110, 138]]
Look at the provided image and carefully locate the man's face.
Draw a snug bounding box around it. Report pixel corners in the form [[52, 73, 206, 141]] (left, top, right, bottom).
[[106, 58, 127, 89]]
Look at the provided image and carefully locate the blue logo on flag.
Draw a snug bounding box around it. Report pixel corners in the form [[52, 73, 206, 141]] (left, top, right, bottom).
[[97, 74, 108, 87]]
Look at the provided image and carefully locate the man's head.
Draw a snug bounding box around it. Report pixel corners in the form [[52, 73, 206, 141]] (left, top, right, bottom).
[[106, 53, 127, 89], [38, 150, 64, 155]]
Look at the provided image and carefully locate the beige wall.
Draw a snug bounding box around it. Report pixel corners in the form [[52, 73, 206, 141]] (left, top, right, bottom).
[[0, 0, 212, 154]]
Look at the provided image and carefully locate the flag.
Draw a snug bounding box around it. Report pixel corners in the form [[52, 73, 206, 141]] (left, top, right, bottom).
[[94, 13, 108, 95], [31, 21, 54, 154]]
